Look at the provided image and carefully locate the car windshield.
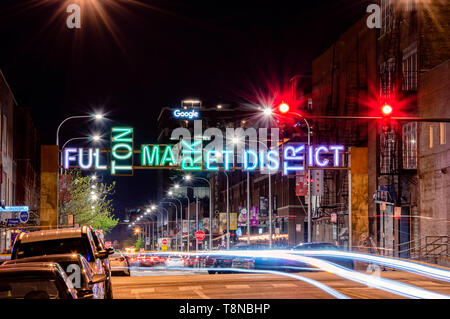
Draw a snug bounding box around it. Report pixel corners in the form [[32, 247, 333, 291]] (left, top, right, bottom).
[[0, 276, 60, 299], [13, 238, 94, 262]]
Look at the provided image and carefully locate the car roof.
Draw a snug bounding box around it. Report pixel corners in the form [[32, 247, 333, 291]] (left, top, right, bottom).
[[3, 254, 83, 266], [297, 242, 337, 246], [16, 227, 88, 243], [0, 262, 62, 273]]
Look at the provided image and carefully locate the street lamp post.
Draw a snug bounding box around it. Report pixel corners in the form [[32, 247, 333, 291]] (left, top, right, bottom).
[[56, 114, 103, 148], [159, 207, 169, 239], [223, 171, 230, 249], [161, 201, 177, 251], [264, 107, 312, 243], [185, 176, 212, 250], [176, 194, 190, 251], [291, 112, 312, 242], [232, 137, 273, 246], [55, 113, 104, 228], [168, 197, 183, 251]]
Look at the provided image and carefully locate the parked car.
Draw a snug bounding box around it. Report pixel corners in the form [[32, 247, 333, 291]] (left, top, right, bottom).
[[0, 262, 78, 299], [290, 242, 354, 270], [110, 254, 130, 276], [3, 253, 107, 298], [11, 226, 115, 298]]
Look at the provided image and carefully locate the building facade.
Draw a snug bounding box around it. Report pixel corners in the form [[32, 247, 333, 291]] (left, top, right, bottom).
[[14, 107, 40, 226], [0, 71, 17, 252]]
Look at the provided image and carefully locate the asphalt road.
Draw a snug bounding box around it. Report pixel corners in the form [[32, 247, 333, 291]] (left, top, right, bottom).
[[111, 270, 450, 299]]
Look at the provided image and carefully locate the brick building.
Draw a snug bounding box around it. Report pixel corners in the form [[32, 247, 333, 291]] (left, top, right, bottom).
[[310, 17, 377, 248], [0, 71, 17, 253], [14, 107, 40, 226], [417, 60, 449, 239], [375, 0, 450, 256]]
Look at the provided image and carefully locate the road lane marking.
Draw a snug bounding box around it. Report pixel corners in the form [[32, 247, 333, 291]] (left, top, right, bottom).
[[194, 289, 210, 299], [178, 286, 203, 291], [131, 288, 155, 294], [225, 284, 250, 289], [271, 283, 298, 288]]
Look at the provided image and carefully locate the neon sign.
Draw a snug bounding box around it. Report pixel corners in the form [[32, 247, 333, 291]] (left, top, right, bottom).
[[111, 127, 133, 175], [62, 126, 346, 174], [173, 109, 199, 119]]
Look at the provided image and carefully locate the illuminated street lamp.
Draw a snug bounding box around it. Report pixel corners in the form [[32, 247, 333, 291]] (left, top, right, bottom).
[[263, 107, 273, 117], [56, 113, 105, 148]]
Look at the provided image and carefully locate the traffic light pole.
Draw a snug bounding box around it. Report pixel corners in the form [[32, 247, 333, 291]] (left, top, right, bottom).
[[292, 112, 312, 242]]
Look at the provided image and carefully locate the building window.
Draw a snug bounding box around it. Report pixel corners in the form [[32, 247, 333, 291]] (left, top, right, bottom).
[[402, 122, 417, 169], [381, 0, 393, 35], [380, 131, 398, 174], [402, 52, 417, 91], [429, 125, 434, 149], [380, 59, 396, 100], [439, 123, 446, 145]]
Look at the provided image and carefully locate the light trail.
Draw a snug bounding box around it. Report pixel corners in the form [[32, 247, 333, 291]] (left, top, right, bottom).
[[111, 265, 350, 299], [289, 250, 450, 283], [131, 250, 450, 299], [206, 250, 450, 299]]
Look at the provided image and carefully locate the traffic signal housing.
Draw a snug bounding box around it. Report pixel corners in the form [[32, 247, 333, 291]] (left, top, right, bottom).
[[278, 102, 290, 114], [381, 103, 393, 132]]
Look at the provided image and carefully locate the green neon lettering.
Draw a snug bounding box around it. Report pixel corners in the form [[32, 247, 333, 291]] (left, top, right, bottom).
[[160, 145, 176, 166], [111, 160, 132, 175], [112, 143, 133, 160], [141, 145, 160, 166], [181, 157, 202, 171], [181, 140, 202, 170], [112, 127, 133, 143]]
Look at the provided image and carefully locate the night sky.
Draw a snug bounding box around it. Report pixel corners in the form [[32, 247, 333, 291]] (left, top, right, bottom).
[[0, 0, 372, 238]]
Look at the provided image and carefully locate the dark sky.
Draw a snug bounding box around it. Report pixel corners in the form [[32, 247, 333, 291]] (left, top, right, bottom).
[[0, 0, 371, 238]]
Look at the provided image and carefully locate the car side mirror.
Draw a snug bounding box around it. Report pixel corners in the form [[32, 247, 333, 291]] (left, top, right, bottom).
[[96, 250, 109, 259], [77, 288, 94, 299], [89, 274, 107, 285], [107, 247, 115, 255]]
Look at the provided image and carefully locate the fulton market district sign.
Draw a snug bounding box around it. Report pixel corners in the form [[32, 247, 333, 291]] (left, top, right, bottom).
[[62, 126, 348, 176]]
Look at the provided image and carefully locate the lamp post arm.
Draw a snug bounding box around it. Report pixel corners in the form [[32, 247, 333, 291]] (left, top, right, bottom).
[[56, 115, 93, 147]]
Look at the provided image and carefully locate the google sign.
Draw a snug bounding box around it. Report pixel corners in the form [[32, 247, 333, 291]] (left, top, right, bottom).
[[173, 109, 199, 119]]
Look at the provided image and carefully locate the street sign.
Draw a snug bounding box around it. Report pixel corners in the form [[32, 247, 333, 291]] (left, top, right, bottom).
[[7, 219, 20, 226], [330, 213, 337, 223], [162, 238, 168, 245], [19, 211, 29, 223], [195, 230, 205, 241], [0, 206, 29, 213], [105, 241, 111, 248]]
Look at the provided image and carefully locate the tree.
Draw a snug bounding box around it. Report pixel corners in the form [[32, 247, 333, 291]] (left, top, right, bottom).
[[135, 237, 144, 251], [60, 171, 118, 233]]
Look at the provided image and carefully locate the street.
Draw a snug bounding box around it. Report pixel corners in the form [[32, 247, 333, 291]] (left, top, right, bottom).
[[112, 270, 450, 299]]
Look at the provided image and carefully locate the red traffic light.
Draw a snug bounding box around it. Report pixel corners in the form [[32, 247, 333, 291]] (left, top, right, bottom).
[[278, 102, 290, 114], [382, 104, 393, 116]]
